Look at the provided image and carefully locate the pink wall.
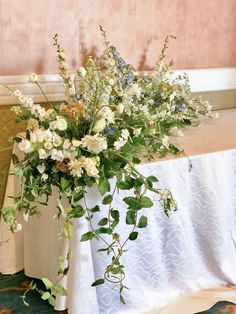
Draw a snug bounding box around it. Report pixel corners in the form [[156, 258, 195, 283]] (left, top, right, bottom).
[[0, 0, 235, 75]]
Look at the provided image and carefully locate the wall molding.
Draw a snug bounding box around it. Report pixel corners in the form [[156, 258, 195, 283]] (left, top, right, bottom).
[[0, 68, 236, 105]]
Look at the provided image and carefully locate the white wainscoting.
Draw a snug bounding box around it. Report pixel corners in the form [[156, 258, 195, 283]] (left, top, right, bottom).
[[0, 68, 236, 105]]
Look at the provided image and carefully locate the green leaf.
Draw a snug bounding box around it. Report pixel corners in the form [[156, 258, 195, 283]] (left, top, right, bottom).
[[52, 284, 67, 296], [91, 278, 105, 287], [48, 296, 56, 307], [73, 190, 84, 203], [57, 199, 67, 218], [60, 176, 72, 196], [111, 219, 119, 228], [41, 292, 51, 300], [138, 215, 148, 228], [132, 157, 141, 164], [126, 210, 136, 225], [98, 227, 112, 234], [63, 221, 74, 238], [129, 231, 138, 241], [90, 205, 100, 212], [12, 154, 19, 165], [147, 175, 158, 183], [41, 278, 53, 289], [98, 217, 108, 226], [111, 210, 119, 220], [123, 197, 142, 210], [117, 179, 134, 190], [140, 196, 153, 208], [102, 195, 113, 205], [111, 265, 124, 274], [80, 231, 95, 241], [70, 205, 85, 218], [98, 177, 110, 195]]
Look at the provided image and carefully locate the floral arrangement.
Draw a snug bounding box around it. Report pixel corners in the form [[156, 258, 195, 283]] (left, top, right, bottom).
[[1, 27, 214, 306]]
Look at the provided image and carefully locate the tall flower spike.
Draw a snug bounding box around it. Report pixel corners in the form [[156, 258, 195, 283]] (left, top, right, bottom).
[[53, 34, 75, 101]]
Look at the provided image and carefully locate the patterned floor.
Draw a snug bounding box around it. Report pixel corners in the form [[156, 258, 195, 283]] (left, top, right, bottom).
[[0, 271, 236, 313], [0, 271, 67, 313]]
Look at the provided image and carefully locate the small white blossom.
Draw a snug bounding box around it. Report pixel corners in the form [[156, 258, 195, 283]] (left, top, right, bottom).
[[42, 173, 49, 180], [14, 89, 22, 97], [82, 134, 107, 154], [38, 148, 49, 160], [37, 164, 46, 174], [69, 158, 84, 177], [78, 66, 87, 77], [114, 138, 127, 150], [18, 139, 34, 154], [56, 117, 67, 131], [52, 133, 62, 147], [15, 223, 22, 232], [116, 103, 124, 114], [29, 73, 38, 83], [121, 129, 129, 140], [72, 139, 81, 147], [50, 149, 64, 161], [23, 212, 29, 222], [133, 128, 142, 137], [99, 106, 114, 123], [127, 84, 142, 98], [83, 157, 99, 177], [44, 141, 53, 150], [93, 118, 106, 133], [63, 139, 71, 149], [162, 135, 169, 148]]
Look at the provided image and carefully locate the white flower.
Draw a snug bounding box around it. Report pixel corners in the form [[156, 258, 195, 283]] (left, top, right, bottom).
[[27, 119, 38, 130], [29, 73, 38, 83], [127, 83, 142, 98], [52, 133, 62, 147], [45, 109, 54, 119], [121, 129, 129, 140], [38, 148, 49, 160], [93, 118, 106, 133], [162, 135, 169, 148], [44, 141, 53, 150], [23, 212, 29, 222], [56, 117, 67, 131], [72, 139, 81, 147], [13, 89, 22, 97], [15, 223, 22, 232], [99, 106, 114, 123], [69, 158, 84, 177], [42, 173, 49, 180], [59, 51, 66, 59], [83, 157, 99, 177], [37, 164, 46, 174], [114, 138, 127, 150], [49, 121, 58, 131], [63, 139, 71, 149], [139, 104, 149, 115], [116, 103, 124, 114], [78, 66, 87, 77], [82, 134, 107, 154], [18, 139, 34, 154], [160, 189, 169, 200], [133, 127, 142, 137], [50, 149, 64, 161]]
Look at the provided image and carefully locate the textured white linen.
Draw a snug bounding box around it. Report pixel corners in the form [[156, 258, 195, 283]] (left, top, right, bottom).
[[6, 148, 236, 314]]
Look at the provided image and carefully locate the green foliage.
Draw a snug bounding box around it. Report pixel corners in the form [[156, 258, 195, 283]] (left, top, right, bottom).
[[1, 27, 214, 307]]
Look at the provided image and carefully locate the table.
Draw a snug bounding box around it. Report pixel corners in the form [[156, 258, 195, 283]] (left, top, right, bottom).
[[1, 108, 236, 314]]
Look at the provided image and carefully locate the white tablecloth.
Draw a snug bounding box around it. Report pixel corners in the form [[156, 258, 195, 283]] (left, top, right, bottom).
[[1, 108, 236, 313]]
